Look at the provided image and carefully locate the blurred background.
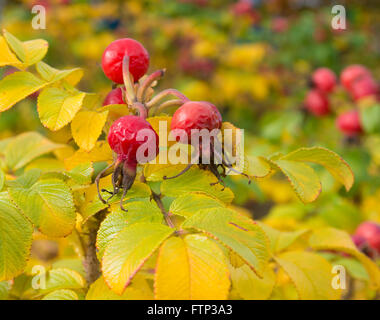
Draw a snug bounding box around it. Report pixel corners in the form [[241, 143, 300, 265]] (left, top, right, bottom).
[[1, 0, 380, 245]]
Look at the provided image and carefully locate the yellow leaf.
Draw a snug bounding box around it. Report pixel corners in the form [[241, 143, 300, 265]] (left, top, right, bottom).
[[86, 276, 153, 300], [230, 264, 276, 300], [36, 61, 83, 86], [71, 110, 108, 152], [155, 235, 230, 299], [275, 251, 341, 300], [64, 141, 113, 170], [0, 36, 22, 68], [309, 227, 380, 289], [0, 71, 47, 112], [37, 87, 86, 131]]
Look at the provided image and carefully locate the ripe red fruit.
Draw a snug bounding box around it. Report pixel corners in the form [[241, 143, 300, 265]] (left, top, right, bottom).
[[170, 101, 222, 143], [340, 65, 371, 91], [354, 222, 380, 255], [304, 89, 330, 116], [102, 38, 149, 84], [103, 87, 124, 106], [336, 110, 362, 136], [312, 68, 336, 93], [350, 76, 378, 101], [108, 115, 159, 165]]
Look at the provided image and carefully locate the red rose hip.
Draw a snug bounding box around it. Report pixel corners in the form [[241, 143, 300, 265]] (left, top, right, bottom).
[[350, 76, 378, 101], [102, 38, 149, 84], [340, 65, 371, 91], [336, 110, 362, 136], [312, 68, 336, 93], [304, 89, 330, 116], [170, 101, 222, 143]]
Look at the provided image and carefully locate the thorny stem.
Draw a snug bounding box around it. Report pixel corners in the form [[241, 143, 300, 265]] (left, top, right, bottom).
[[146, 89, 189, 108], [137, 69, 166, 102], [122, 55, 136, 104], [152, 192, 175, 229]]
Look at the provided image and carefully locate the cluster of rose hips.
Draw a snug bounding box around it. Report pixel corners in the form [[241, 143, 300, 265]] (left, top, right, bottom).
[[304, 65, 379, 138], [97, 38, 248, 211], [352, 221, 380, 259]]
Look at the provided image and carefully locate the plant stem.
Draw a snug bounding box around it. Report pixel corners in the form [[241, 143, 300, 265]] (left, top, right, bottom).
[[137, 69, 165, 102], [152, 99, 184, 116], [152, 191, 175, 229], [122, 55, 136, 104], [82, 211, 105, 285]]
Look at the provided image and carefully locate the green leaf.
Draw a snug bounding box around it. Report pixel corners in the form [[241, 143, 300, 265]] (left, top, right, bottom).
[[244, 155, 272, 178], [52, 259, 86, 278], [230, 264, 275, 300], [280, 147, 354, 191], [96, 200, 163, 259], [360, 104, 380, 134], [42, 289, 79, 300], [169, 193, 225, 218], [182, 208, 270, 277], [102, 222, 174, 295], [0, 281, 11, 300], [66, 162, 93, 185], [3, 30, 26, 62], [333, 257, 369, 281], [36, 61, 83, 87], [39, 268, 85, 294], [9, 178, 76, 237], [161, 166, 234, 204], [0, 169, 4, 191], [3, 132, 64, 171], [0, 71, 47, 112], [309, 227, 380, 289], [275, 251, 341, 300], [270, 159, 321, 203], [0, 192, 33, 281], [37, 87, 86, 131], [86, 276, 153, 300]]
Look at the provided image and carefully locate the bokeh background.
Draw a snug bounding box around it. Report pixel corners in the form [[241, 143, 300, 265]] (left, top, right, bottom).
[[1, 1, 380, 296]]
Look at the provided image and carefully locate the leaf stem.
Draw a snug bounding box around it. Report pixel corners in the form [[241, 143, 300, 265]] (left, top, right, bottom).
[[152, 191, 175, 229]]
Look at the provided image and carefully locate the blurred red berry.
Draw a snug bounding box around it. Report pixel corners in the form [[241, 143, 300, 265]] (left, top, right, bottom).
[[336, 110, 362, 136], [350, 76, 378, 101], [340, 65, 371, 91], [312, 68, 337, 93], [354, 222, 380, 255], [304, 89, 330, 116]]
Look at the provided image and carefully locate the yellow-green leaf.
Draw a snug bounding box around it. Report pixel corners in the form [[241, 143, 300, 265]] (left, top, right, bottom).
[[37, 87, 86, 131], [258, 222, 309, 254], [9, 179, 76, 237], [274, 251, 341, 300], [0, 281, 12, 299], [0, 169, 4, 191], [245, 155, 272, 178], [309, 227, 380, 289], [155, 235, 230, 299], [169, 192, 225, 218], [42, 289, 79, 300], [36, 61, 83, 86], [102, 222, 174, 295], [96, 200, 163, 259], [280, 147, 354, 191], [270, 159, 321, 203], [230, 264, 276, 300], [0, 192, 33, 281], [39, 268, 85, 294], [182, 208, 270, 277], [3, 132, 64, 171], [86, 275, 153, 300], [161, 166, 234, 204], [71, 110, 108, 152], [0, 71, 47, 112]]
